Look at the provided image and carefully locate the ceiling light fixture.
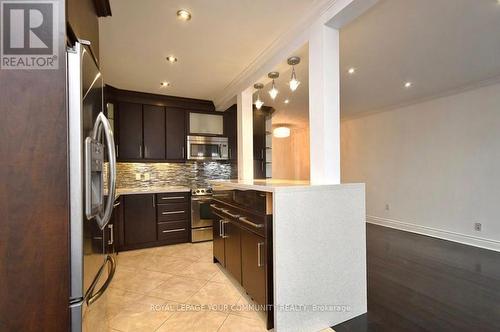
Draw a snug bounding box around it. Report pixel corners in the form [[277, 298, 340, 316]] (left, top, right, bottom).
[[177, 9, 192, 21], [284, 99, 290, 104], [268, 72, 279, 100], [273, 126, 290, 138], [254, 83, 264, 110], [287, 56, 301, 91], [166, 56, 178, 63], [348, 67, 356, 74], [160, 81, 171, 87], [404, 81, 413, 88]]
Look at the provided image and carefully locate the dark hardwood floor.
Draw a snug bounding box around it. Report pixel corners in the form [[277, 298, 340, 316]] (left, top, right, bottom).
[[333, 224, 500, 332]]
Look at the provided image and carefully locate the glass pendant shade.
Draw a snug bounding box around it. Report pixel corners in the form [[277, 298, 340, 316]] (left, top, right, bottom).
[[289, 67, 300, 91], [255, 96, 264, 109], [269, 80, 278, 100]]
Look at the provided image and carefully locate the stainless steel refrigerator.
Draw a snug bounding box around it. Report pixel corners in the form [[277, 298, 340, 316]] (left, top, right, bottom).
[[67, 41, 117, 332]]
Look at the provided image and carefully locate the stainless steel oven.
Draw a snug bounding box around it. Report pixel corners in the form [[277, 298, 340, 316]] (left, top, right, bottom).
[[191, 188, 214, 242], [187, 136, 229, 161]]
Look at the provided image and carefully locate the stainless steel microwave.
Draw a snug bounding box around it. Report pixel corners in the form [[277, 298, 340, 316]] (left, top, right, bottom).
[[186, 135, 229, 161]]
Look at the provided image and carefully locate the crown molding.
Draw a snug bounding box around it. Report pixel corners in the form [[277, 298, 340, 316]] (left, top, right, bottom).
[[214, 0, 377, 111], [341, 74, 500, 121]]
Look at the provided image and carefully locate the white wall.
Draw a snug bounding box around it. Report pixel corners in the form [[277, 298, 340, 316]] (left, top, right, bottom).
[[341, 82, 500, 251]]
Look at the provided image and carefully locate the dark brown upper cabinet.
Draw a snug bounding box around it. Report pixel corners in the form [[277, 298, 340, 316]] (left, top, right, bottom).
[[224, 105, 237, 162], [166, 108, 186, 161], [117, 102, 143, 160], [143, 105, 166, 160], [253, 108, 267, 179], [108, 86, 217, 163]]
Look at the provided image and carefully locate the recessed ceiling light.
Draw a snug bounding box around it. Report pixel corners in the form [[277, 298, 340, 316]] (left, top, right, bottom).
[[284, 99, 290, 104], [160, 82, 171, 87], [166, 56, 178, 63], [348, 67, 356, 74], [177, 9, 191, 21], [404, 81, 413, 88]]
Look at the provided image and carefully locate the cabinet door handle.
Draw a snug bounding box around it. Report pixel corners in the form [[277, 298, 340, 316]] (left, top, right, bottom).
[[210, 204, 224, 212], [257, 242, 264, 267], [229, 148, 232, 159], [152, 195, 155, 207], [144, 146, 148, 158], [162, 228, 186, 233], [161, 196, 185, 200], [219, 220, 223, 237], [239, 216, 264, 229], [221, 220, 229, 238], [107, 224, 114, 245], [116, 145, 119, 158], [161, 210, 185, 215], [139, 145, 143, 158], [222, 209, 240, 219], [181, 146, 185, 158], [261, 149, 264, 159]]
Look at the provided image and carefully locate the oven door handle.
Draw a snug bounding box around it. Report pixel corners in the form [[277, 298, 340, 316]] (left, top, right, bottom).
[[192, 197, 213, 202]]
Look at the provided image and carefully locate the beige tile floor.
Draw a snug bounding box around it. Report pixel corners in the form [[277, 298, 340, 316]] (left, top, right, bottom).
[[104, 241, 271, 332]]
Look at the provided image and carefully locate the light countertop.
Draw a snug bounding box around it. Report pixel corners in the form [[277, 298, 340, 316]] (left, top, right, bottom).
[[210, 179, 364, 193], [113, 186, 190, 196], [210, 179, 315, 193]]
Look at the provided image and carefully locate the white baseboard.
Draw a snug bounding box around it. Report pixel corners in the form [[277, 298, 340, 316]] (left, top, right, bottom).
[[366, 215, 500, 252]]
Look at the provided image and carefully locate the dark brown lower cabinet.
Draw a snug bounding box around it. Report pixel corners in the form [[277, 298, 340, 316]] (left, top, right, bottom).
[[224, 220, 242, 283], [213, 217, 226, 266], [117, 192, 190, 251], [104, 197, 123, 254], [123, 194, 157, 246], [241, 229, 266, 306], [210, 199, 274, 330]]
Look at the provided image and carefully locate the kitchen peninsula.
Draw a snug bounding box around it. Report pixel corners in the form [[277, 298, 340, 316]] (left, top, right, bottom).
[[210, 179, 367, 332]]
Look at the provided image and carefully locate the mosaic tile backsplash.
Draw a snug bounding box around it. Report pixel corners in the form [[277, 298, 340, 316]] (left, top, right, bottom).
[[115, 162, 237, 189]]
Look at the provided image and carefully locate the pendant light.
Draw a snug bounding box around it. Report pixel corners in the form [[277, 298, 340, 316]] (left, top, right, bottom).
[[287, 56, 301, 91], [268, 72, 279, 100], [254, 83, 264, 110]]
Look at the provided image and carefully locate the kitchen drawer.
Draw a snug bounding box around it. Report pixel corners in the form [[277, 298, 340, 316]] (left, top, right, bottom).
[[158, 220, 188, 230], [158, 222, 189, 241], [157, 192, 189, 204], [157, 203, 189, 222], [237, 213, 265, 237]]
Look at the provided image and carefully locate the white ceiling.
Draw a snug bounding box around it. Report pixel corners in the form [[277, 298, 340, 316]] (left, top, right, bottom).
[[261, 0, 500, 125], [100, 0, 500, 120], [340, 0, 500, 115], [99, 0, 317, 100]]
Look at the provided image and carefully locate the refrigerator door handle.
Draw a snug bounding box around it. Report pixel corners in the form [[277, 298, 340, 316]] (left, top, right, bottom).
[[86, 255, 116, 306], [90, 112, 117, 229]]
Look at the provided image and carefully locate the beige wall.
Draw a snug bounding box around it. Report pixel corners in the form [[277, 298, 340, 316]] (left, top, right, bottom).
[[272, 127, 310, 180]]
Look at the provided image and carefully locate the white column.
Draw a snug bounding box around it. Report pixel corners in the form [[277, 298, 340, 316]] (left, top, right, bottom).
[[237, 88, 254, 180], [308, 23, 341, 185]]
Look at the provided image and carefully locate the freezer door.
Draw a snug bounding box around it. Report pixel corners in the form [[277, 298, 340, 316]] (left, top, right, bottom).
[[68, 42, 107, 301]]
